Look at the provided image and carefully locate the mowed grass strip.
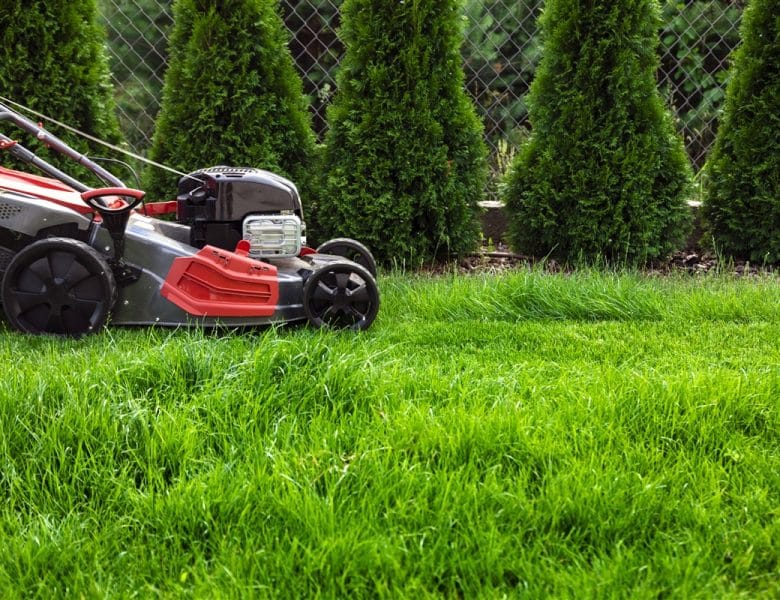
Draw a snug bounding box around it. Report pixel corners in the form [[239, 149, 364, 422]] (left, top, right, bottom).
[[0, 269, 777, 598]]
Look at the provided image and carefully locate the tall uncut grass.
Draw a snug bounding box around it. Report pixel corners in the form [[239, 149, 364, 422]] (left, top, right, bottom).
[[1, 268, 778, 597]]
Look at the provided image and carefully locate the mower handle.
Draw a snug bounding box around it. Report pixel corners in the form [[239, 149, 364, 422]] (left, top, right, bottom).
[[81, 187, 145, 212], [0, 101, 125, 189]]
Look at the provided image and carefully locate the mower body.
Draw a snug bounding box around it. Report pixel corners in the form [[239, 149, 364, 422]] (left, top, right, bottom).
[[0, 102, 379, 335]]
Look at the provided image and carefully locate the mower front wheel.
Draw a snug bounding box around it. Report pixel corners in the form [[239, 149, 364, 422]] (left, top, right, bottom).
[[1, 237, 117, 337], [303, 262, 379, 331]]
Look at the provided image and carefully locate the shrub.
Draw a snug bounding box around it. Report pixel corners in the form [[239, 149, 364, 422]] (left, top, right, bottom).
[[502, 0, 693, 265], [703, 0, 779, 263], [143, 0, 317, 202], [314, 0, 488, 265], [0, 0, 122, 184]]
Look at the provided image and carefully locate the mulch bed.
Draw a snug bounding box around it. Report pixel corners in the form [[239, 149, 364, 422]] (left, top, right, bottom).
[[434, 244, 779, 277]]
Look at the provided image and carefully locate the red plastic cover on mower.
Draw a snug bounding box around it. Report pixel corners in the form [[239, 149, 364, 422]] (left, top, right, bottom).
[[161, 245, 279, 317]]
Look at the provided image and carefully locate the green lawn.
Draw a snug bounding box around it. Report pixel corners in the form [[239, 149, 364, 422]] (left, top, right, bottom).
[[0, 268, 777, 598]]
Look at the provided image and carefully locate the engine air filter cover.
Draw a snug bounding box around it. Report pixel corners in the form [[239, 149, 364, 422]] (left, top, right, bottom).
[[243, 214, 302, 258]]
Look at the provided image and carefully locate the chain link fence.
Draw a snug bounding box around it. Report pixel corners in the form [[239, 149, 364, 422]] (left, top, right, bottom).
[[99, 0, 743, 173]]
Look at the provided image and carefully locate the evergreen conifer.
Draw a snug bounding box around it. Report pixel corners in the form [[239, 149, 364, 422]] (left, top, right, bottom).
[[143, 0, 316, 202], [502, 0, 692, 264], [0, 0, 122, 182], [315, 0, 488, 265]]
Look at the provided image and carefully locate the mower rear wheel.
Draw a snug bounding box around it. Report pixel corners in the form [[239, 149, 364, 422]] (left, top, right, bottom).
[[316, 238, 378, 277], [303, 262, 379, 331], [1, 237, 117, 337]]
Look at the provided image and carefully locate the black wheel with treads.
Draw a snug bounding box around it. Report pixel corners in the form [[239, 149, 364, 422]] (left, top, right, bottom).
[[1, 237, 116, 337], [303, 262, 379, 331]]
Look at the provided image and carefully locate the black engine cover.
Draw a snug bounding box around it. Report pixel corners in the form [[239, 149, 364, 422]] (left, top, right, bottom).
[[176, 166, 303, 249]]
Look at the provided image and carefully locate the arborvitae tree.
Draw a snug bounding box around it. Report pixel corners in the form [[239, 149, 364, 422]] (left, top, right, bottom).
[[0, 0, 122, 183], [315, 0, 488, 265], [502, 0, 692, 265], [143, 0, 317, 201], [703, 0, 779, 263]]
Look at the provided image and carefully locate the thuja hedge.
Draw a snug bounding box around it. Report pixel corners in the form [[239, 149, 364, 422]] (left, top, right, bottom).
[[144, 0, 316, 202], [314, 0, 488, 265], [704, 0, 779, 264], [502, 0, 692, 265], [0, 0, 122, 182]]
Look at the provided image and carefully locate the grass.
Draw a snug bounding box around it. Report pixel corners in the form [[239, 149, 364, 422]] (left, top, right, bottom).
[[0, 267, 777, 598]]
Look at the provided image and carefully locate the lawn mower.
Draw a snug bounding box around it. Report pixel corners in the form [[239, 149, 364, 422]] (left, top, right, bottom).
[[0, 101, 379, 336]]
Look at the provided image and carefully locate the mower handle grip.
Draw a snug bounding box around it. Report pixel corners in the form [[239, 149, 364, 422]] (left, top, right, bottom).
[[81, 187, 146, 203], [81, 187, 145, 213]]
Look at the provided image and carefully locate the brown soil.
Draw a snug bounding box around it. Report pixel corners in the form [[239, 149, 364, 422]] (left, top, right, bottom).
[[430, 244, 778, 278]]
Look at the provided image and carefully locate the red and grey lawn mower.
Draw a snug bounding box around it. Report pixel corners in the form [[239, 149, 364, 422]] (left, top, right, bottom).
[[0, 101, 379, 336]]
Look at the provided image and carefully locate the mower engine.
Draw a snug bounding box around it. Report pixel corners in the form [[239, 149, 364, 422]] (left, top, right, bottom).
[[176, 166, 305, 258]]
